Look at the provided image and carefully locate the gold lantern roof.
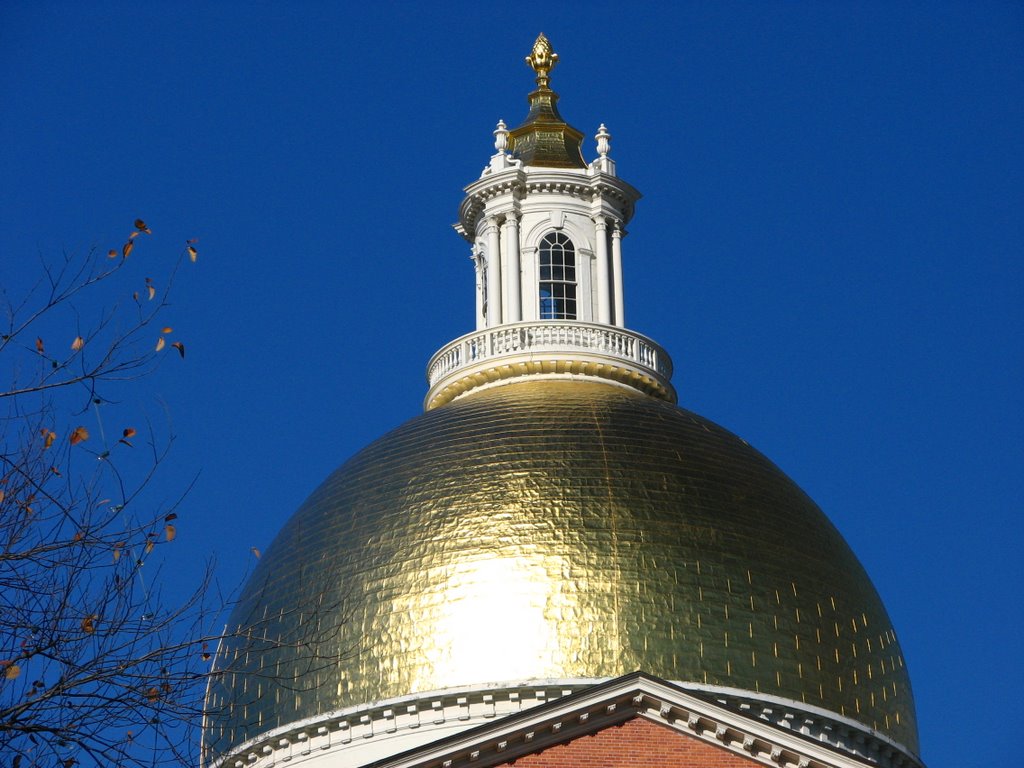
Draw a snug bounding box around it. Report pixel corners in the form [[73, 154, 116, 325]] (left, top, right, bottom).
[[507, 33, 587, 168], [204, 381, 918, 758]]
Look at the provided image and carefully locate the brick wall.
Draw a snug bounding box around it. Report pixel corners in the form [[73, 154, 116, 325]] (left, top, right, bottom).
[[495, 716, 762, 767]]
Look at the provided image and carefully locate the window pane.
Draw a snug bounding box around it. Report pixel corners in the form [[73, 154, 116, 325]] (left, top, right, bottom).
[[539, 232, 577, 320]]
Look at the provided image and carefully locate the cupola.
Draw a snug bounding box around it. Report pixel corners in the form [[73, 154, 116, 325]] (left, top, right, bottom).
[[425, 34, 675, 410]]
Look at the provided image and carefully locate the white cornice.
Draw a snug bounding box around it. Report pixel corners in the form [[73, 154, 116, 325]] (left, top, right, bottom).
[[203, 676, 922, 768], [456, 167, 640, 242], [367, 675, 924, 768]]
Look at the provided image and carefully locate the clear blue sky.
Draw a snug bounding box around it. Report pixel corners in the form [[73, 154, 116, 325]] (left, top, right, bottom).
[[2, 3, 1021, 766]]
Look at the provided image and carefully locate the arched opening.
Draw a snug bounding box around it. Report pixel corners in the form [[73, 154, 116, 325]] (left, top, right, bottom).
[[539, 232, 577, 320]]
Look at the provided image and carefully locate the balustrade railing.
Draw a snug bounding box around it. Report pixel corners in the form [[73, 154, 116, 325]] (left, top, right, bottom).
[[426, 321, 673, 387]]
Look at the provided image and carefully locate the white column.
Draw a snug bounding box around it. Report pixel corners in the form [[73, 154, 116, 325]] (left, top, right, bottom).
[[611, 222, 625, 327], [485, 219, 502, 326], [594, 216, 611, 324], [503, 213, 521, 323]]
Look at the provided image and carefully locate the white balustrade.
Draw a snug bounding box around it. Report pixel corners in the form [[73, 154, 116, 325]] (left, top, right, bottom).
[[426, 321, 673, 389]]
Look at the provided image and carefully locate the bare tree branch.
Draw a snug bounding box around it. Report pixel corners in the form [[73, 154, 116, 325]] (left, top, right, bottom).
[[0, 223, 216, 768]]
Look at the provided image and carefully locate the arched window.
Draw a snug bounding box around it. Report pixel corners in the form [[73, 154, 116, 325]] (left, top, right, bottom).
[[476, 250, 488, 321], [539, 232, 576, 320]]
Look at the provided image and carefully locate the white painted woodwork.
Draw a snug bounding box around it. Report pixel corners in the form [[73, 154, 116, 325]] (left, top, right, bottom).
[[611, 223, 625, 327], [434, 125, 667, 408]]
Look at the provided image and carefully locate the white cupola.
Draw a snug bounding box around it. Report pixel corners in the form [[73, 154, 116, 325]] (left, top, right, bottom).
[[425, 34, 675, 410]]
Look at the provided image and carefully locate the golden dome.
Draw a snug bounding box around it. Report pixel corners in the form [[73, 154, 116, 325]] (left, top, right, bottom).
[[205, 381, 917, 757]]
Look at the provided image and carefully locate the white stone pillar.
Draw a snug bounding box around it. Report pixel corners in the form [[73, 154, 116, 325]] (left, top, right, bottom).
[[485, 219, 502, 327], [594, 216, 611, 324], [612, 222, 625, 327], [503, 213, 521, 323]]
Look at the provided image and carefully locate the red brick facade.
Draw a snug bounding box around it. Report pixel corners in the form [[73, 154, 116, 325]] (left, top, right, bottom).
[[495, 716, 762, 768]]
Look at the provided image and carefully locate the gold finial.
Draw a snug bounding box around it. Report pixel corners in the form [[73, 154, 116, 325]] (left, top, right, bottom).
[[525, 33, 558, 91]]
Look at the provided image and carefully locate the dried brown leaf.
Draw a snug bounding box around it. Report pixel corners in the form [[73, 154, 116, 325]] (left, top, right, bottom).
[[81, 615, 97, 634], [123, 427, 137, 439], [187, 245, 198, 262], [161, 326, 173, 334], [71, 336, 84, 351], [122, 240, 134, 259], [69, 426, 89, 445], [251, 547, 261, 559], [155, 337, 165, 352], [4, 663, 20, 680], [35, 337, 44, 354], [108, 249, 118, 258], [146, 284, 156, 301], [164, 524, 176, 542], [171, 341, 185, 358], [42, 430, 56, 450]]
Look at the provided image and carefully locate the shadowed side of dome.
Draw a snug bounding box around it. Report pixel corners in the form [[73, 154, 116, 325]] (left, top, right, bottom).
[[203, 381, 918, 760]]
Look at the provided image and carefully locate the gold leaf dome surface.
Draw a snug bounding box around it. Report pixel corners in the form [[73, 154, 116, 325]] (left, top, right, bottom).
[[206, 381, 917, 756]]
